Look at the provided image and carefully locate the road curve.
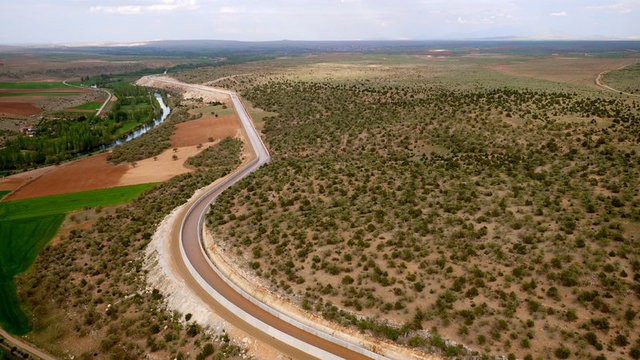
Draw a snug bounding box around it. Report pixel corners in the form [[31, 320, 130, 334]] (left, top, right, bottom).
[[62, 80, 112, 116], [144, 76, 385, 360], [595, 63, 640, 98]]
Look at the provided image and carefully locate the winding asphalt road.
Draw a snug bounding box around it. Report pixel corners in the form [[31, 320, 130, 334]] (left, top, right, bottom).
[[146, 76, 386, 360]]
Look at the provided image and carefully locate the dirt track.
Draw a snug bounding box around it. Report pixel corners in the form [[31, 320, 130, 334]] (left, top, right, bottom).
[[0, 328, 56, 360], [595, 63, 640, 97]]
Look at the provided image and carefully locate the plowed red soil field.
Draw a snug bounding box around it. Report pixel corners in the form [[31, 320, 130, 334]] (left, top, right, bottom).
[[0, 102, 41, 116], [3, 153, 129, 201], [172, 114, 240, 147]]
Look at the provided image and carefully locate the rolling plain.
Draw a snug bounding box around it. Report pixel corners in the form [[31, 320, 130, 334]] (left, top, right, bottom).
[[0, 41, 638, 360]]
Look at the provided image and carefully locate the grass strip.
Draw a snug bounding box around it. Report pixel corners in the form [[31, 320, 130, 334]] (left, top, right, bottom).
[[72, 101, 103, 110], [0, 214, 65, 334], [0, 183, 156, 221]]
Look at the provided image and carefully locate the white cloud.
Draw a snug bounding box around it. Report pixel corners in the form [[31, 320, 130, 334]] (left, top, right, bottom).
[[90, 0, 198, 15], [456, 15, 503, 25], [90, 5, 142, 15], [446, 1, 517, 26], [219, 6, 240, 14], [550, 11, 567, 16], [587, 1, 637, 14]]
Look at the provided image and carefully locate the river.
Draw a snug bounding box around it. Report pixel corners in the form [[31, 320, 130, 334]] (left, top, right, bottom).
[[111, 92, 171, 146]]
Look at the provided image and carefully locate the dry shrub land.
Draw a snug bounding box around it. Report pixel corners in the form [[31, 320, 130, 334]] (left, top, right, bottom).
[[185, 56, 640, 359]]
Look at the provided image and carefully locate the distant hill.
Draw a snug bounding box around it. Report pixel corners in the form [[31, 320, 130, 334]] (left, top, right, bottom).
[[2, 39, 640, 57]]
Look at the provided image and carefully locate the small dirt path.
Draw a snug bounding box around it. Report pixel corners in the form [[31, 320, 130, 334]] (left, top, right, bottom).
[[0, 328, 57, 360], [595, 63, 640, 97]]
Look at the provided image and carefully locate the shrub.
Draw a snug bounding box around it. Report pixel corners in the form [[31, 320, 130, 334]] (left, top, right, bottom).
[[554, 346, 571, 359]]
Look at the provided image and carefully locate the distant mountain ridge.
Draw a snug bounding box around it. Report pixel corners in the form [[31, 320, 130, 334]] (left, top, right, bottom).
[[2, 39, 639, 57]]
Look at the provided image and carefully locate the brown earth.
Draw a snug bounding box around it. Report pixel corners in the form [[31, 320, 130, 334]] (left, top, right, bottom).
[[172, 114, 240, 147], [0, 87, 95, 116], [3, 153, 129, 201], [0, 88, 84, 94], [0, 96, 46, 103], [0, 101, 41, 116], [0, 166, 54, 191], [116, 144, 207, 186]]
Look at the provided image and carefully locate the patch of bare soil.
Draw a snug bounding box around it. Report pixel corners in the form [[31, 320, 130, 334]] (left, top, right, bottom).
[[1, 95, 245, 201], [0, 101, 41, 116], [136, 76, 230, 103], [119, 110, 244, 185], [0, 87, 101, 116], [0, 166, 54, 191], [172, 114, 241, 148], [0, 89, 83, 94], [4, 153, 128, 200], [117, 144, 209, 185]]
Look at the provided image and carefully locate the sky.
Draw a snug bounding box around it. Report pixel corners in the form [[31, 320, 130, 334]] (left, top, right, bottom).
[[0, 0, 638, 44]]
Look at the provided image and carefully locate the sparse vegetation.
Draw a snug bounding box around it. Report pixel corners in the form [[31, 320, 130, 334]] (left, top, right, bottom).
[[197, 54, 640, 359], [602, 62, 640, 95]]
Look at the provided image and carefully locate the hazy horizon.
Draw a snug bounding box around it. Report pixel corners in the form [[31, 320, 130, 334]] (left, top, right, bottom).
[[1, 1, 638, 45]]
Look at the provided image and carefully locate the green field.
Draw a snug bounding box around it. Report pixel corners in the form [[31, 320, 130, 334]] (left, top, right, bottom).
[[0, 82, 66, 90], [120, 103, 152, 112], [0, 183, 155, 335], [72, 101, 103, 110], [0, 183, 155, 220], [0, 191, 8, 200], [191, 103, 235, 117]]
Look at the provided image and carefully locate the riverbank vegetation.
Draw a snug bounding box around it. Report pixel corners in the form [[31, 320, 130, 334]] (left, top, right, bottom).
[[0, 82, 160, 174], [107, 92, 188, 164], [201, 54, 640, 359]]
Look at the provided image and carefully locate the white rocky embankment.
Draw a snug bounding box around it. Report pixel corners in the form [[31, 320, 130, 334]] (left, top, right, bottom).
[[143, 187, 259, 358]]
